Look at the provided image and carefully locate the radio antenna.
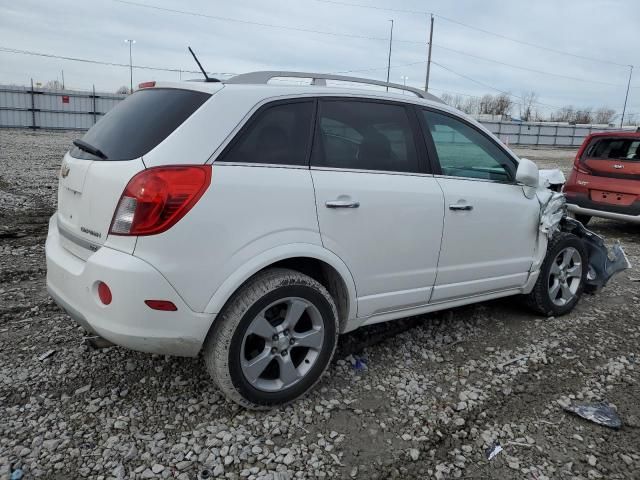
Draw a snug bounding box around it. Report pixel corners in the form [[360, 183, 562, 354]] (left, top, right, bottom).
[[188, 47, 220, 82]]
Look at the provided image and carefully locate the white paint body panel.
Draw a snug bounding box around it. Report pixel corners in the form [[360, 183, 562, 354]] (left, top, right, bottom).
[[431, 177, 539, 302], [311, 170, 444, 317], [134, 164, 322, 312]]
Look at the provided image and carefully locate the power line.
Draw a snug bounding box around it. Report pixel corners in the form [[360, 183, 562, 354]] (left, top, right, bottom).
[[433, 44, 624, 87], [0, 46, 235, 76], [313, 0, 632, 68], [112, 0, 423, 45], [431, 60, 564, 110]]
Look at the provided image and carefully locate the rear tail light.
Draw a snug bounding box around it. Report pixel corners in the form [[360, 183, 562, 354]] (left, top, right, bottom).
[[575, 163, 592, 175], [110, 165, 211, 236], [138, 81, 156, 89]]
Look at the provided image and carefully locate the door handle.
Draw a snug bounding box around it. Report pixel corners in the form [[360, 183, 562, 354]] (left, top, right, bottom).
[[449, 204, 473, 211], [325, 200, 360, 209]]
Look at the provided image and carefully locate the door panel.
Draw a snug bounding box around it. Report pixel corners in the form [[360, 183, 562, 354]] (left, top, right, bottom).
[[431, 177, 538, 302], [312, 170, 444, 317]]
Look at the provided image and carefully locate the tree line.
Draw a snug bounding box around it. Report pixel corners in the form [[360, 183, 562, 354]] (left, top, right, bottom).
[[440, 91, 620, 125]]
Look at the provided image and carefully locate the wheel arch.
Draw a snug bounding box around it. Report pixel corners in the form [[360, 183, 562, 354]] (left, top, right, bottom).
[[203, 244, 357, 333]]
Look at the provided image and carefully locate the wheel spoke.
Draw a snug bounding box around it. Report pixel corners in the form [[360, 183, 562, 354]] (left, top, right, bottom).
[[248, 315, 277, 340], [550, 262, 561, 275], [282, 299, 308, 330], [242, 349, 273, 384], [560, 283, 573, 301], [561, 249, 573, 268], [292, 328, 323, 350], [549, 279, 561, 299], [566, 264, 581, 278], [277, 355, 300, 387]]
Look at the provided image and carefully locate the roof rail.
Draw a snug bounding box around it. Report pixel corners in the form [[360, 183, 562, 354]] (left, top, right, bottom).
[[225, 71, 443, 103]]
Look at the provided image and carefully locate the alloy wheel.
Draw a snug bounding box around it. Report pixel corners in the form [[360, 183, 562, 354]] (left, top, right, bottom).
[[240, 297, 324, 392], [547, 246, 582, 307]]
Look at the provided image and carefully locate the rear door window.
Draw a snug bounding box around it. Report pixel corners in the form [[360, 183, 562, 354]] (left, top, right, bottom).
[[312, 99, 421, 173], [71, 88, 211, 161], [219, 101, 314, 166]]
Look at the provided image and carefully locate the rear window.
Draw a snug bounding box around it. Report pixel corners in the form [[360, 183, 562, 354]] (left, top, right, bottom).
[[71, 88, 211, 161], [584, 137, 640, 161]]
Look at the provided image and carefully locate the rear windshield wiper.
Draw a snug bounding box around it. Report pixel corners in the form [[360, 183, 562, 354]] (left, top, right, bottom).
[[73, 139, 108, 160]]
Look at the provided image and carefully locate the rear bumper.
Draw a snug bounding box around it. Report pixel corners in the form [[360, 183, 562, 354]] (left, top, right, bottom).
[[45, 214, 215, 356], [565, 192, 640, 223]]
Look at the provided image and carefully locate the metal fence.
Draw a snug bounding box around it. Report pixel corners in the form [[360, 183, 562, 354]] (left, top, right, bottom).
[[0, 83, 125, 130], [0, 83, 636, 145], [482, 120, 637, 147]]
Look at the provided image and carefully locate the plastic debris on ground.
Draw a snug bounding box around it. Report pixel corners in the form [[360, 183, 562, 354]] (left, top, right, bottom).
[[10, 469, 24, 480], [83, 335, 115, 349], [564, 403, 622, 429], [353, 357, 368, 372], [37, 349, 56, 361], [485, 442, 503, 461]]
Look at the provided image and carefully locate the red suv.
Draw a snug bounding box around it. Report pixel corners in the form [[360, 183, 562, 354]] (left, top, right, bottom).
[[564, 131, 640, 224]]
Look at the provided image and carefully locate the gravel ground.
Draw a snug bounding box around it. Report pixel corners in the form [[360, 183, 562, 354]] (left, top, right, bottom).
[[1, 130, 639, 480]]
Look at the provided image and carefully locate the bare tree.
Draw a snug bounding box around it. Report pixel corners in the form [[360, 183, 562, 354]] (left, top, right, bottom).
[[115, 86, 130, 94], [574, 108, 593, 124], [520, 91, 537, 121], [493, 93, 512, 116], [44, 80, 64, 90], [594, 107, 616, 124]]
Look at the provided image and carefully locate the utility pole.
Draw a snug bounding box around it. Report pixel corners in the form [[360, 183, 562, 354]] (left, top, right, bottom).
[[386, 19, 394, 92], [61, 70, 65, 89], [125, 39, 136, 93], [620, 65, 633, 128], [425, 14, 434, 92]]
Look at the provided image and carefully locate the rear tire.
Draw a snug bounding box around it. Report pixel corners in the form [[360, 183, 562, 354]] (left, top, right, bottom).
[[525, 233, 587, 317], [203, 268, 338, 409]]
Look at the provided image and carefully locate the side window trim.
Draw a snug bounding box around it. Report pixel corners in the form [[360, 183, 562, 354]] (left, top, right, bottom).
[[311, 97, 431, 175], [418, 106, 519, 183], [216, 98, 317, 168]]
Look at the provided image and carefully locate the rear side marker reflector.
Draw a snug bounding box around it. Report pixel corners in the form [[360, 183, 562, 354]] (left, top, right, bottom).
[[97, 282, 112, 305], [145, 300, 178, 311], [109, 165, 211, 236]]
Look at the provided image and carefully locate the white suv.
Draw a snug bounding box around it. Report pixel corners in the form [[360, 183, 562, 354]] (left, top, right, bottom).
[[46, 72, 612, 408]]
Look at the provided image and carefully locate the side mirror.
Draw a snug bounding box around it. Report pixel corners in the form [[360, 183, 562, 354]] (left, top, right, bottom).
[[515, 158, 539, 188]]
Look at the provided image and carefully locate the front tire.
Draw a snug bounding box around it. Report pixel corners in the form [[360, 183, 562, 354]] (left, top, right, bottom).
[[525, 233, 587, 316], [204, 268, 338, 409]]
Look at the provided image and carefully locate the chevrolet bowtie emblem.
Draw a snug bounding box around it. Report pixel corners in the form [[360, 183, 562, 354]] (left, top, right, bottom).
[[60, 162, 70, 178]]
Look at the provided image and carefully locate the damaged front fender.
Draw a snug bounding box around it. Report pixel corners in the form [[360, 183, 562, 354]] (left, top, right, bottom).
[[534, 186, 630, 292], [560, 217, 632, 292]]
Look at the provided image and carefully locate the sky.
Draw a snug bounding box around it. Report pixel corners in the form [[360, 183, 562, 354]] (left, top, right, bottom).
[[1, 0, 638, 120]]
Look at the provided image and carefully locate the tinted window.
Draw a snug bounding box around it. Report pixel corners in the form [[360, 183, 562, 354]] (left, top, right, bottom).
[[585, 138, 640, 160], [313, 100, 420, 173], [220, 101, 314, 166], [422, 110, 515, 181], [71, 88, 210, 161]]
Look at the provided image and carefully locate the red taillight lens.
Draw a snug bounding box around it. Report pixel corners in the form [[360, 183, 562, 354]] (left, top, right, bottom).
[[145, 300, 178, 311], [138, 81, 156, 89], [98, 282, 112, 305], [110, 165, 211, 236], [575, 164, 592, 175]]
